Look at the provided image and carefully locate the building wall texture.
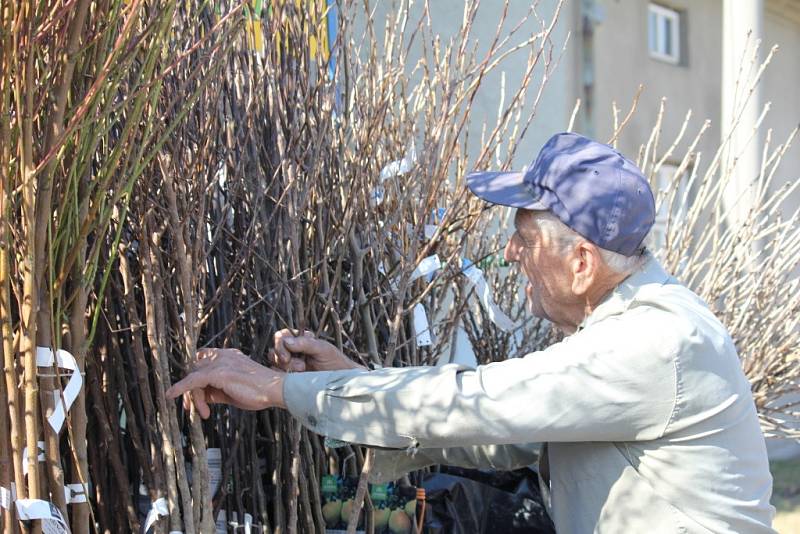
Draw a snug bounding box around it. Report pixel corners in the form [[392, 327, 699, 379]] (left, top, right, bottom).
[[762, 7, 800, 215], [362, 0, 581, 171], [591, 0, 723, 168], [589, 0, 798, 220]]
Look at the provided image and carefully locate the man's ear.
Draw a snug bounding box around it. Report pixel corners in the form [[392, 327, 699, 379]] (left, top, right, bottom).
[[570, 241, 598, 296]]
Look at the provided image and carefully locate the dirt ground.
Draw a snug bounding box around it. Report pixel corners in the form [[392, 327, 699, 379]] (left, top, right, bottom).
[[772, 459, 800, 533]]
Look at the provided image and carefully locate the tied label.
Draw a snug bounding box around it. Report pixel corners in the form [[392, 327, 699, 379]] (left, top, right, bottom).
[[143, 497, 168, 533], [413, 304, 433, 346], [461, 259, 517, 332], [15, 499, 70, 533], [408, 255, 441, 282], [36, 346, 83, 433]]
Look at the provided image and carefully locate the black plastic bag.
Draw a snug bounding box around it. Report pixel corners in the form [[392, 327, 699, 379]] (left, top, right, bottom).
[[420, 466, 555, 534]]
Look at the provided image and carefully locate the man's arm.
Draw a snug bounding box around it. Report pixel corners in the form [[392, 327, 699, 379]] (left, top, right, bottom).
[[282, 310, 677, 448], [169, 310, 677, 448]]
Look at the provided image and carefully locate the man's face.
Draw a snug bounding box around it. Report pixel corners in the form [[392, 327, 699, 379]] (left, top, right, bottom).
[[503, 210, 580, 331]]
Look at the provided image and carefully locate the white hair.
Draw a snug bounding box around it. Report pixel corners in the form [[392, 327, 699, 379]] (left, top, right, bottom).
[[529, 211, 648, 276]]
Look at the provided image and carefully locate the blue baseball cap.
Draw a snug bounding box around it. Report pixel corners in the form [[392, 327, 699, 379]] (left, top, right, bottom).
[[466, 132, 655, 256]]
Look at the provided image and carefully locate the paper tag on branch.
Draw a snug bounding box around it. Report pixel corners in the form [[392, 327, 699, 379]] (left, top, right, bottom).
[[423, 224, 438, 239], [378, 261, 394, 290], [144, 497, 169, 533], [36, 346, 83, 433], [379, 158, 412, 180], [0, 485, 12, 509], [216, 510, 227, 534], [423, 208, 446, 239], [409, 255, 441, 282], [379, 145, 416, 181], [22, 441, 46, 476], [413, 303, 433, 346], [372, 144, 417, 206], [461, 259, 518, 332], [388, 254, 441, 291], [370, 185, 386, 206], [64, 484, 87, 504], [15, 499, 71, 533], [226, 511, 252, 531]]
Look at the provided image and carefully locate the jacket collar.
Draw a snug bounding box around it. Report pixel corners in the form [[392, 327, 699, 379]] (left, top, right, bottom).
[[578, 253, 673, 331]]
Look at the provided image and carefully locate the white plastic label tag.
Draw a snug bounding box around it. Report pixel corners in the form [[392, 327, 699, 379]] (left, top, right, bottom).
[[64, 484, 87, 504], [409, 255, 441, 282], [413, 304, 433, 346], [461, 259, 517, 332], [36, 346, 83, 433], [22, 441, 46, 475], [143, 497, 168, 533], [15, 499, 70, 533], [0, 486, 11, 509]]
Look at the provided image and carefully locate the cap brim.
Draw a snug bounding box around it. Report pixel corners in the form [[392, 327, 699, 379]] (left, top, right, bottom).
[[466, 170, 546, 210]]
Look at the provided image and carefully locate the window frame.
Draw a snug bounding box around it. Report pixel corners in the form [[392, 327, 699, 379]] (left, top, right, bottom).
[[648, 3, 681, 65]]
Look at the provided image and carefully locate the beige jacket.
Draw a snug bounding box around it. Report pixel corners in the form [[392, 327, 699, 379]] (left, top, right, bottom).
[[284, 257, 776, 533]]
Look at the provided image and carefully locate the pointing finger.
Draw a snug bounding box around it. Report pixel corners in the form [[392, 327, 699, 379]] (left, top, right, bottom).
[[166, 371, 210, 399]]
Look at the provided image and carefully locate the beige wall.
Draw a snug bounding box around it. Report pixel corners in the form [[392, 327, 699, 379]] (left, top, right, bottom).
[[360, 1, 797, 198], [762, 6, 800, 461], [762, 9, 800, 217], [589, 0, 798, 218], [361, 0, 581, 171], [590, 0, 723, 167]]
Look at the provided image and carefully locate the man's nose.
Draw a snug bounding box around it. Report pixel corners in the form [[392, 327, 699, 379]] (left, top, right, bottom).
[[504, 239, 516, 263]]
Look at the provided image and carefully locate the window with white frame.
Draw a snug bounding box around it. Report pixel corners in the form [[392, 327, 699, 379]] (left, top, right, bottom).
[[648, 4, 681, 64], [648, 162, 688, 254]]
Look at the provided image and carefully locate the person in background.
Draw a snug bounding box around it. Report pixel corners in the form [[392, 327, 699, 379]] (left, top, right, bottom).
[[168, 132, 776, 533]]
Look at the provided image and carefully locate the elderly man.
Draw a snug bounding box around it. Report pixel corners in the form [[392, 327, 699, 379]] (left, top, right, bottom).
[[168, 133, 776, 533]]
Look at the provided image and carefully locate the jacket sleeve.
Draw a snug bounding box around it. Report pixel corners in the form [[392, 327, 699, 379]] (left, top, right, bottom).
[[283, 308, 677, 448], [369, 443, 541, 483]]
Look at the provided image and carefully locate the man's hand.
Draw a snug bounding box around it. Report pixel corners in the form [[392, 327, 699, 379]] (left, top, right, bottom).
[[166, 348, 286, 418], [271, 329, 366, 372]]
